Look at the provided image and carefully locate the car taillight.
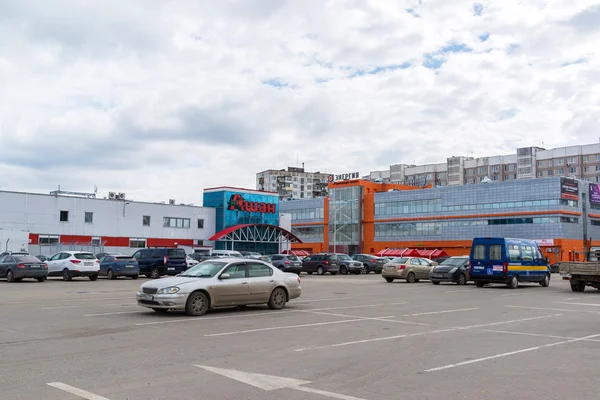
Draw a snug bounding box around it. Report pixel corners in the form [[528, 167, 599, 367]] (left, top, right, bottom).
[[398, 265, 406, 270], [503, 262, 508, 274], [17, 263, 26, 269], [323, 260, 329, 265], [43, 263, 48, 269], [370, 259, 376, 263], [164, 255, 168, 264], [285, 261, 290, 264], [114, 258, 118, 262], [297, 276, 301, 284], [469, 261, 473, 274], [70, 260, 81, 264]]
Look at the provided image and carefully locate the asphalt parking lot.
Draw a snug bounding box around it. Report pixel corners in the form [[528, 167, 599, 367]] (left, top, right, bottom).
[[2, 273, 600, 400]]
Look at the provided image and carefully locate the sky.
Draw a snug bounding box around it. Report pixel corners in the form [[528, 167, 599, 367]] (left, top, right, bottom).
[[1, 0, 599, 205]]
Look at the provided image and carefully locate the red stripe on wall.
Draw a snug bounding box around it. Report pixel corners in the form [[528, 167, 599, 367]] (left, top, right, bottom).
[[29, 233, 39, 245], [102, 237, 130, 247], [60, 235, 92, 244], [147, 238, 194, 247]]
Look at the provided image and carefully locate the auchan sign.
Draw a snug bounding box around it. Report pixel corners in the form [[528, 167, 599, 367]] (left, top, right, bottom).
[[227, 194, 277, 214]]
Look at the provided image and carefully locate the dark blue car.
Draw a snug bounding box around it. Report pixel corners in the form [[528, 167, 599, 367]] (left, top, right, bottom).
[[99, 254, 139, 280]]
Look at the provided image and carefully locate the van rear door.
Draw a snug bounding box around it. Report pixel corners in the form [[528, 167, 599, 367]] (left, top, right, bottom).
[[470, 238, 506, 280]]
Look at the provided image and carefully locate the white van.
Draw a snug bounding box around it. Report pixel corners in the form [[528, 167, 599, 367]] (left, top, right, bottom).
[[211, 250, 244, 258]]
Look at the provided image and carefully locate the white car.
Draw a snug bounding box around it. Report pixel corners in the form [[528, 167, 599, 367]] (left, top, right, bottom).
[[186, 256, 200, 267], [46, 251, 100, 281]]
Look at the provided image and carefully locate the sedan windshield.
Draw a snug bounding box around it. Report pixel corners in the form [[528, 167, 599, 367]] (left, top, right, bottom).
[[179, 261, 226, 278], [391, 257, 408, 263], [440, 258, 468, 267], [337, 255, 352, 261]]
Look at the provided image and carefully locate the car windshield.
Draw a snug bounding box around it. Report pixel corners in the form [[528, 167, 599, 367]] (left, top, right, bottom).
[[391, 257, 408, 263], [74, 253, 96, 260], [440, 258, 467, 266], [337, 255, 352, 261], [116, 256, 133, 261], [179, 261, 226, 277], [15, 255, 41, 263]]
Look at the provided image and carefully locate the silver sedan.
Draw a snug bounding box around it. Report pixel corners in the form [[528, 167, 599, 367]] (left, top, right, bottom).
[[136, 258, 302, 316]]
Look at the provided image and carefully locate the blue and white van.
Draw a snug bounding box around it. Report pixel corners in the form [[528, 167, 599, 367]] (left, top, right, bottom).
[[469, 237, 551, 289]]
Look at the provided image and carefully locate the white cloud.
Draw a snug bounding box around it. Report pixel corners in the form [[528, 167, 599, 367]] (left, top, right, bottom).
[[1, 0, 599, 203]]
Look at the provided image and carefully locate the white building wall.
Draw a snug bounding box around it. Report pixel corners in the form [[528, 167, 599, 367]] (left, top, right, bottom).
[[0, 229, 30, 253], [0, 191, 216, 256]]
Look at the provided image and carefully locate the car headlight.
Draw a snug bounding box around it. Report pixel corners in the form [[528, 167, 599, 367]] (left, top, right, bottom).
[[157, 286, 180, 294], [449, 268, 457, 274]]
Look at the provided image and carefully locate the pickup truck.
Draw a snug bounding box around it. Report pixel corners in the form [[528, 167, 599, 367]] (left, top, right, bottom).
[[559, 262, 600, 292]]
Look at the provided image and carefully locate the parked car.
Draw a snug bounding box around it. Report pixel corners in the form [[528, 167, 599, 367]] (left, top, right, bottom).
[[351, 254, 386, 273], [0, 251, 30, 257], [241, 251, 262, 257], [301, 254, 340, 275], [0, 254, 48, 282], [131, 248, 187, 279], [382, 257, 435, 283], [211, 250, 244, 258], [99, 254, 140, 279], [270, 254, 303, 274], [335, 254, 364, 275], [429, 256, 470, 285], [46, 251, 100, 281], [136, 258, 302, 316], [258, 255, 272, 264], [189, 253, 211, 262], [95, 252, 122, 260], [186, 256, 200, 267]]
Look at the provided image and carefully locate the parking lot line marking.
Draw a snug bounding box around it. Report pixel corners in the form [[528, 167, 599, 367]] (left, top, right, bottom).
[[294, 314, 562, 352], [456, 314, 562, 329], [501, 293, 531, 297], [47, 382, 111, 400], [42, 305, 80, 310], [293, 385, 367, 400], [135, 309, 300, 326], [479, 329, 574, 340], [556, 302, 600, 307], [306, 302, 409, 312], [401, 308, 479, 317], [84, 311, 149, 317], [7, 297, 132, 306], [44, 303, 137, 310], [294, 297, 353, 303], [300, 310, 436, 326], [425, 333, 600, 372], [506, 305, 600, 315], [0, 328, 17, 333], [204, 316, 396, 337]]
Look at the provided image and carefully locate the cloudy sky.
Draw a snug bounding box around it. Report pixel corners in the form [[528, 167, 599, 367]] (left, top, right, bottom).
[[1, 0, 599, 205]]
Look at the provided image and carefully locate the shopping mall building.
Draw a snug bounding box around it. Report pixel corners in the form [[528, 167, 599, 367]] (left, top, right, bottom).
[[1, 178, 597, 262], [280, 176, 598, 263]]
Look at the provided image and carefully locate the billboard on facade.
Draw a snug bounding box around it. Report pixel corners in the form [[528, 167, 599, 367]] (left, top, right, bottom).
[[560, 177, 579, 200], [589, 183, 600, 205]]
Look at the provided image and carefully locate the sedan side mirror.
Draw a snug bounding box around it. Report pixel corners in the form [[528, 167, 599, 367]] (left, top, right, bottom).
[[220, 273, 230, 280]]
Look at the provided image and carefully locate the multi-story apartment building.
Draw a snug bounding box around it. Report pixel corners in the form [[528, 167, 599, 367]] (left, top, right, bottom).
[[256, 166, 330, 200], [370, 143, 600, 187]]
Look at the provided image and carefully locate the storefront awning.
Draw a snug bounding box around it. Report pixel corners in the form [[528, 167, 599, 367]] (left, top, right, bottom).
[[286, 249, 311, 257], [209, 224, 303, 244]]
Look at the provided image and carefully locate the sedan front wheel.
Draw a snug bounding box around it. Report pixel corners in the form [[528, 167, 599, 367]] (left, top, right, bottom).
[[185, 292, 209, 316]]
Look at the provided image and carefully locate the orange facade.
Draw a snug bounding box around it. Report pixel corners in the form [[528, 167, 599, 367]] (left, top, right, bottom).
[[289, 179, 590, 263]]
